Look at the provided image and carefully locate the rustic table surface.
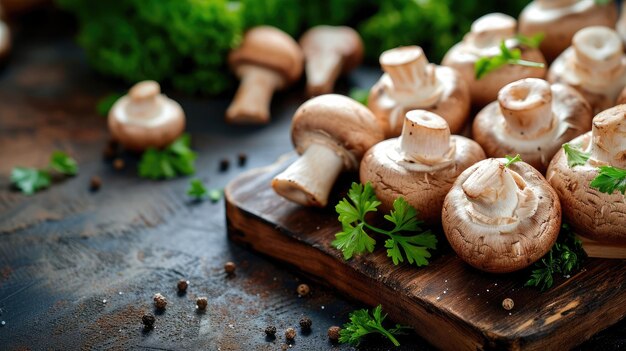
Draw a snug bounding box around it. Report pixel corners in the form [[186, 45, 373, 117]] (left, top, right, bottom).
[[0, 8, 624, 351]]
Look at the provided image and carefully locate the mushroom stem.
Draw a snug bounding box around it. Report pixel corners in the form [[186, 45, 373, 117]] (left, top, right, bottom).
[[571, 27, 623, 88], [226, 65, 284, 124], [305, 51, 343, 96], [467, 13, 517, 48], [272, 143, 344, 207], [125, 80, 162, 121], [399, 110, 452, 165], [498, 79, 555, 137], [462, 160, 520, 219], [588, 111, 626, 168]]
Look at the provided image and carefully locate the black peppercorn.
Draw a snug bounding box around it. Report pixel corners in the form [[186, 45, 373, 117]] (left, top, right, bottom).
[[142, 314, 155, 329], [237, 153, 247, 167], [264, 325, 277, 337], [328, 326, 341, 342], [153, 293, 167, 310], [219, 158, 230, 172], [224, 261, 236, 275], [113, 158, 125, 171], [196, 297, 208, 310], [177, 279, 188, 293], [89, 176, 102, 191], [299, 316, 312, 330]]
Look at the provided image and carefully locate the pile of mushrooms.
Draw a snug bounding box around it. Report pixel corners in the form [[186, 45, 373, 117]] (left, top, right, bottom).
[[272, 94, 384, 207], [108, 80, 185, 151], [546, 105, 626, 244], [226, 26, 303, 124], [473, 78, 592, 173], [360, 110, 485, 225], [368, 46, 470, 138], [518, 0, 617, 62], [548, 26, 626, 114], [443, 158, 561, 273], [299, 26, 363, 96], [442, 13, 546, 107]]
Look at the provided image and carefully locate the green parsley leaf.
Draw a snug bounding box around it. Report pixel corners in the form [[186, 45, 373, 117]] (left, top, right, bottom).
[[515, 33, 545, 49], [339, 305, 410, 347], [562, 143, 590, 168], [333, 222, 376, 260], [475, 41, 545, 80], [590, 166, 626, 195], [504, 154, 522, 168], [595, 0, 612, 4], [187, 179, 208, 199], [49, 151, 78, 176], [208, 188, 223, 203], [349, 88, 369, 105], [11, 167, 51, 195], [96, 93, 123, 117], [138, 134, 197, 180]]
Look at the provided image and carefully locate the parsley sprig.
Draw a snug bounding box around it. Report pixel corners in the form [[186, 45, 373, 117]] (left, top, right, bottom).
[[562, 143, 590, 167], [138, 134, 197, 179], [515, 33, 545, 49], [339, 305, 410, 347], [332, 182, 437, 267], [474, 41, 545, 80], [187, 179, 208, 199], [11, 151, 78, 195], [525, 224, 585, 291], [562, 143, 626, 195], [504, 154, 521, 168], [349, 88, 369, 106]]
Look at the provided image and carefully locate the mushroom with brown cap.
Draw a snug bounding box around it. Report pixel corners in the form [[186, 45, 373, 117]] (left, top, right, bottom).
[[360, 110, 485, 225], [368, 46, 470, 138], [108, 80, 185, 151], [548, 26, 626, 114], [442, 158, 561, 273], [442, 13, 546, 107], [226, 26, 303, 124], [546, 105, 626, 244], [299, 26, 363, 96], [272, 94, 384, 207], [473, 78, 592, 173], [519, 0, 617, 63]]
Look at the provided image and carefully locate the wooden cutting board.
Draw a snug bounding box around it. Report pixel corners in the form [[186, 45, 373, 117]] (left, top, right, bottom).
[[225, 155, 626, 351]]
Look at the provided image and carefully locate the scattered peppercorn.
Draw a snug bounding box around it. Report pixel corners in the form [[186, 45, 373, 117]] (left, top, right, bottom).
[[142, 314, 155, 329], [224, 261, 236, 275], [153, 293, 167, 310], [299, 316, 312, 331], [237, 153, 247, 167], [328, 326, 341, 342], [502, 298, 514, 311], [297, 283, 310, 297], [177, 279, 188, 293], [113, 158, 125, 171], [219, 158, 230, 172], [264, 325, 277, 337], [285, 327, 296, 341], [89, 176, 102, 191], [196, 297, 208, 310], [102, 141, 118, 160]]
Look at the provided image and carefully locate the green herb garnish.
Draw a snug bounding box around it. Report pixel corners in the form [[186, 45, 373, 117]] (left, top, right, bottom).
[[525, 224, 585, 291], [590, 166, 626, 195], [187, 179, 208, 199], [208, 188, 223, 203], [515, 33, 545, 49], [138, 134, 197, 180], [11, 151, 78, 195], [504, 154, 522, 168], [339, 305, 410, 347], [349, 88, 369, 106], [332, 182, 437, 267], [96, 93, 123, 117], [474, 41, 545, 80], [595, 0, 612, 5], [50, 151, 79, 176], [562, 143, 590, 168]]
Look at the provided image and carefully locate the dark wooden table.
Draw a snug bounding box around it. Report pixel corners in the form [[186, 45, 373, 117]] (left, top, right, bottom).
[[0, 8, 624, 351]]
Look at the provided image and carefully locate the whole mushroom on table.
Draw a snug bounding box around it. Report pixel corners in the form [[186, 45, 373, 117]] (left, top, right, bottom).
[[272, 94, 384, 207], [226, 26, 303, 124], [518, 0, 618, 63], [299, 25, 363, 96], [442, 158, 561, 273], [368, 46, 470, 138], [360, 110, 485, 225], [442, 13, 546, 107], [548, 26, 626, 114], [473, 78, 592, 173], [547, 105, 626, 244]]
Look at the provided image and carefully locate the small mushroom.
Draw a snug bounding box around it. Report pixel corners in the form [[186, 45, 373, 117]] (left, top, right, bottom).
[[299, 25, 363, 96], [226, 26, 303, 124], [548, 26, 626, 114], [442, 13, 546, 107], [368, 46, 470, 138], [473, 78, 592, 173], [519, 0, 618, 63], [546, 105, 626, 244], [108, 80, 185, 151], [360, 110, 485, 225], [443, 158, 561, 273], [272, 94, 384, 207]]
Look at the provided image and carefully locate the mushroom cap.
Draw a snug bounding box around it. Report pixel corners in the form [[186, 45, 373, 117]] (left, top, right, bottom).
[[291, 94, 383, 171], [443, 159, 561, 273], [546, 109, 626, 244], [228, 26, 303, 85], [108, 80, 185, 151], [360, 135, 485, 225], [299, 25, 363, 73], [519, 0, 618, 62], [473, 79, 592, 173], [368, 64, 470, 137]]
